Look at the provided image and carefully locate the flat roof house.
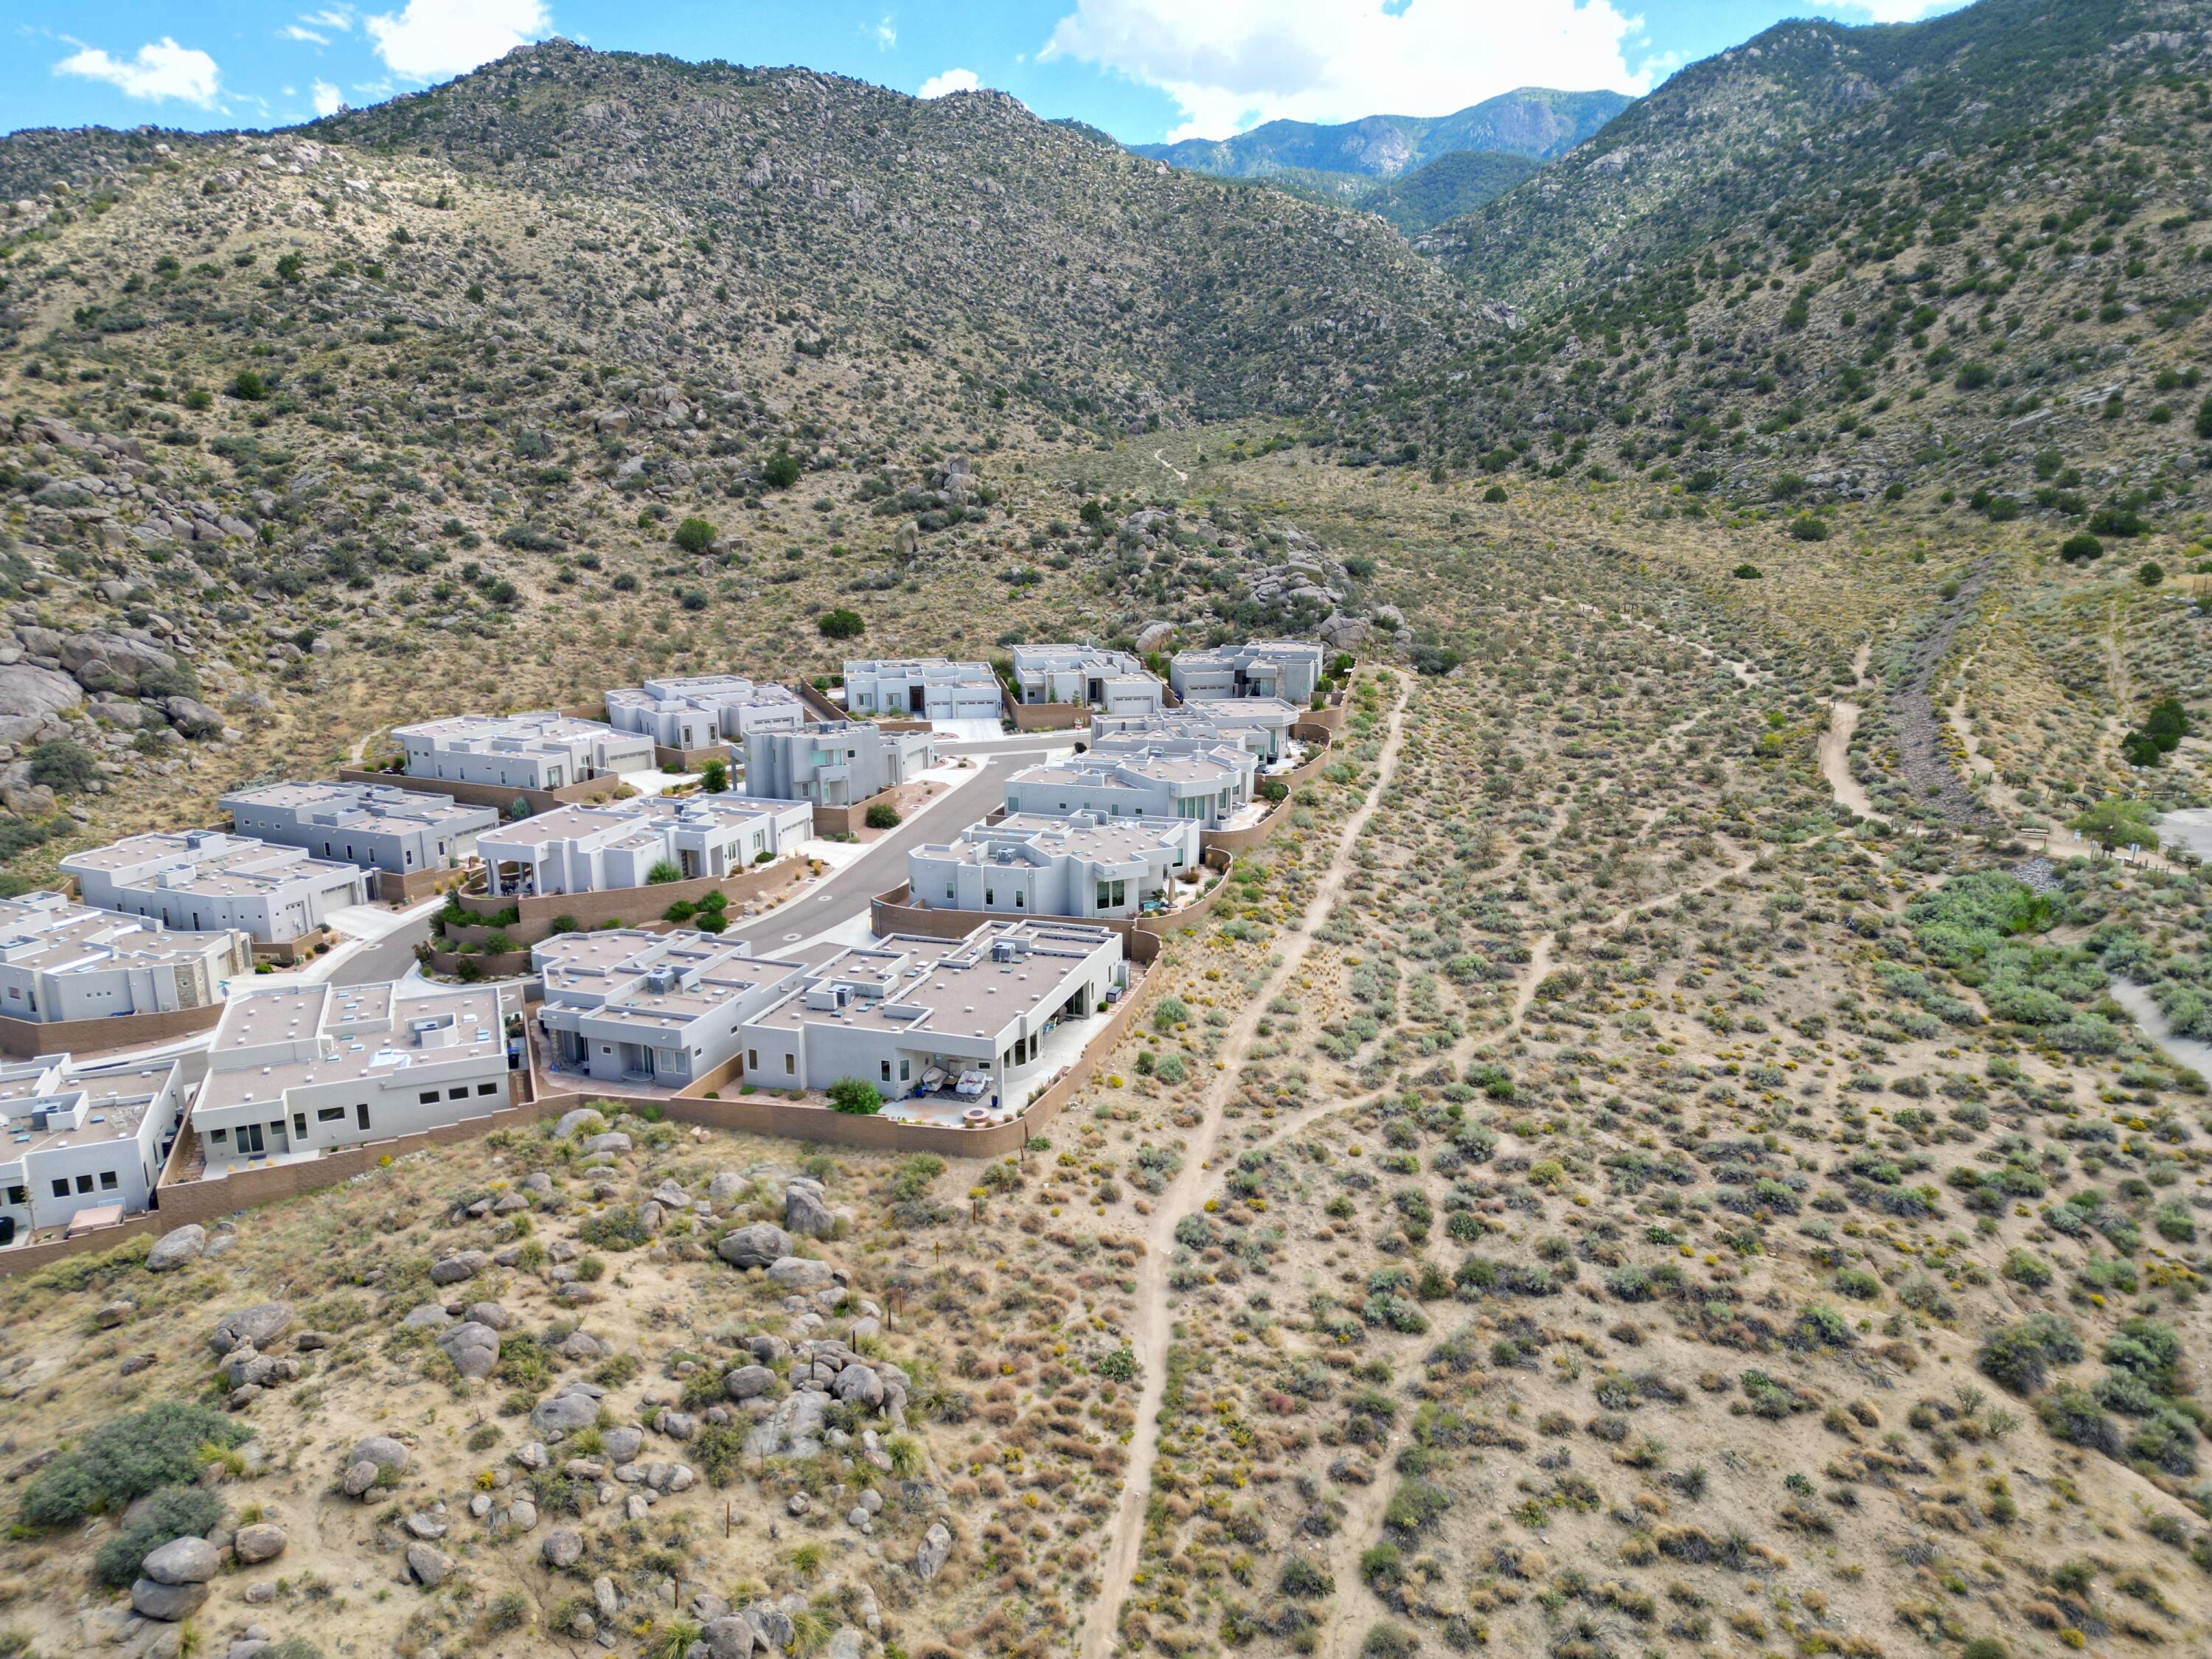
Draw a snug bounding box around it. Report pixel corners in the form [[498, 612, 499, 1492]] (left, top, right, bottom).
[[475, 794, 813, 900], [1007, 644, 1164, 715], [62, 831, 369, 945], [604, 675, 808, 750], [745, 721, 934, 808], [1, 1054, 185, 1245], [739, 919, 1124, 1104], [221, 781, 498, 877], [842, 659, 1002, 723], [1092, 695, 1303, 762], [534, 929, 807, 1089], [910, 811, 1200, 920], [189, 978, 518, 1177], [1170, 639, 1326, 707], [0, 891, 249, 1024], [393, 712, 655, 792], [1004, 740, 1256, 827]]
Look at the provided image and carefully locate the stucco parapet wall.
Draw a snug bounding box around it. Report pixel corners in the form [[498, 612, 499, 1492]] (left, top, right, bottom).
[[338, 768, 616, 818]]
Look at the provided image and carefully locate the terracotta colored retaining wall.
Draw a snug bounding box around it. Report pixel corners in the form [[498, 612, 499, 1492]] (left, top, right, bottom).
[[810, 787, 913, 839], [655, 744, 731, 773], [0, 1001, 223, 1060], [795, 681, 849, 723], [251, 928, 333, 967], [999, 689, 1088, 732], [376, 867, 457, 906]]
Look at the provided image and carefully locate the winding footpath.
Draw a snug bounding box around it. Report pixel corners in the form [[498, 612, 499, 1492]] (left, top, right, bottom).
[[1078, 681, 1410, 1659]]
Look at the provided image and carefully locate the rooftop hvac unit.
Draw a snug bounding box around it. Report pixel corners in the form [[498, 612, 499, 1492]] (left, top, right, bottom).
[[992, 938, 1027, 963], [644, 966, 679, 995]]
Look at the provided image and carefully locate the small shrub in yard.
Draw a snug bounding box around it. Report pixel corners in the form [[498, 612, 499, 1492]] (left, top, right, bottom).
[[91, 1484, 223, 1586], [864, 802, 901, 830], [21, 1402, 251, 1526], [827, 1077, 883, 1116]]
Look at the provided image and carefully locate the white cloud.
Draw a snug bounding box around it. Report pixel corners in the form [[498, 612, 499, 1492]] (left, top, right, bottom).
[[53, 37, 222, 107], [874, 14, 897, 49], [284, 25, 330, 44], [313, 78, 345, 115], [1839, 0, 1962, 20], [917, 66, 981, 99], [1041, 0, 1649, 141], [366, 0, 549, 81], [307, 7, 356, 27]]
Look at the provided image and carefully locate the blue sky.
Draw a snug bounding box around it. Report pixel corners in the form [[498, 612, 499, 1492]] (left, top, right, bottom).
[[4, 1, 1969, 143]]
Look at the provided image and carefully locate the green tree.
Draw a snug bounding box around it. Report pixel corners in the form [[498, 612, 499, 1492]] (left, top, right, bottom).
[[698, 759, 728, 793], [818, 608, 864, 640], [672, 516, 717, 554], [230, 369, 270, 401], [26, 740, 99, 793], [762, 445, 801, 489], [827, 1077, 882, 1115], [2069, 797, 2159, 855], [274, 252, 305, 282], [2196, 392, 2212, 440]]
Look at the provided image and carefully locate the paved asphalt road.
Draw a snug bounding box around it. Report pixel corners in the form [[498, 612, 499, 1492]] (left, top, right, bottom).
[[327, 737, 1070, 987]]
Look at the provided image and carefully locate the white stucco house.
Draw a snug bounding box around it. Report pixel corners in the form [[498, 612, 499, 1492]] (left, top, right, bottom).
[[0, 891, 250, 1025], [1004, 739, 1256, 827], [745, 721, 934, 807], [476, 794, 812, 900], [392, 712, 655, 791], [62, 831, 369, 945], [533, 929, 807, 1088], [189, 978, 518, 1176], [841, 659, 1002, 723], [738, 919, 1125, 1103], [1171, 640, 1327, 706], [604, 675, 809, 750], [221, 781, 498, 877], [0, 1054, 185, 1245], [1006, 644, 1164, 714], [909, 811, 1200, 919], [1091, 696, 1303, 762]]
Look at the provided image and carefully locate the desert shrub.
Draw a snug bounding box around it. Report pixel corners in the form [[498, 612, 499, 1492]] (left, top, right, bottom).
[[2039, 1385, 2120, 1454], [817, 607, 864, 639], [1978, 1315, 2082, 1394], [1281, 1555, 1335, 1597], [21, 1402, 251, 1527], [1362, 1623, 1419, 1659], [864, 802, 901, 830], [672, 516, 717, 554], [91, 1484, 223, 1586]]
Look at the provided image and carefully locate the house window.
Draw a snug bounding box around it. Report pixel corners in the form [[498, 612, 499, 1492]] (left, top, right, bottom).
[[946, 885, 956, 900], [448, 1087, 469, 1101], [357, 1104, 370, 1130], [209, 1128, 228, 1144], [100, 1171, 119, 1190], [419, 1090, 439, 1105], [76, 1175, 95, 1194], [317, 1106, 347, 1123], [52, 1178, 70, 1198], [5, 1185, 25, 1206], [783, 1053, 796, 1075], [747, 1049, 758, 1071], [880, 1060, 891, 1082], [293, 1113, 307, 1138], [477, 1082, 498, 1096], [900, 1059, 911, 1082]]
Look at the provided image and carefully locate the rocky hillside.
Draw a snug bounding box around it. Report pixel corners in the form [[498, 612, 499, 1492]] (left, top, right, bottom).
[[1130, 87, 1628, 185], [1326, 0, 2212, 557]]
